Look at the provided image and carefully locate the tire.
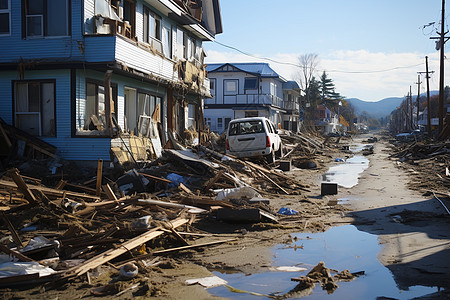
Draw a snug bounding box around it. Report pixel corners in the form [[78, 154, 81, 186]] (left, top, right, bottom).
[[266, 150, 275, 164], [275, 143, 283, 158]]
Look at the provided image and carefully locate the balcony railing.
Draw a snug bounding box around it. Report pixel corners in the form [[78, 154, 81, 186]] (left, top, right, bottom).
[[209, 94, 283, 107], [282, 101, 299, 111]]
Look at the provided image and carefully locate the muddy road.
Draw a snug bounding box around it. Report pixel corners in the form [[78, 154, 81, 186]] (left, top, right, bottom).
[[2, 134, 449, 300]]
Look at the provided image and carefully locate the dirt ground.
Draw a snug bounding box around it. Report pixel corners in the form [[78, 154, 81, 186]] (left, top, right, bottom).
[[1, 133, 449, 299]]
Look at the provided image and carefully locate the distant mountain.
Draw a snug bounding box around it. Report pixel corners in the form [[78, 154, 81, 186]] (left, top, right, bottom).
[[346, 97, 402, 119], [346, 91, 438, 119]]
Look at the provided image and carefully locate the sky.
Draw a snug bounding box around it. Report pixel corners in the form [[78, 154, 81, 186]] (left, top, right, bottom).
[[203, 0, 448, 102]]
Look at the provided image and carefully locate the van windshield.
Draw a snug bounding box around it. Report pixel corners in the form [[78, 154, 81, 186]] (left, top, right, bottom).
[[229, 120, 264, 136]]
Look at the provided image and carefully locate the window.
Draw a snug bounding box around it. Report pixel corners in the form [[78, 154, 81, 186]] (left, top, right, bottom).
[[188, 104, 195, 128], [217, 118, 223, 130], [14, 80, 55, 137], [143, 7, 161, 43], [270, 82, 277, 96], [210, 79, 216, 96], [224, 118, 231, 130], [176, 27, 184, 59], [23, 0, 69, 38], [245, 111, 258, 118], [228, 120, 264, 136], [184, 35, 195, 60], [162, 25, 171, 58], [244, 77, 258, 90], [76, 81, 117, 135], [224, 79, 238, 95], [0, 0, 10, 35]]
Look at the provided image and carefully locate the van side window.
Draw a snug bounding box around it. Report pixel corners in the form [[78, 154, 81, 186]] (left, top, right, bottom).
[[265, 121, 273, 133], [229, 122, 239, 136]]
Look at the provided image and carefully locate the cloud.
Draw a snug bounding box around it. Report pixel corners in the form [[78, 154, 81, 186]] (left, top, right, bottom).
[[205, 49, 444, 102]]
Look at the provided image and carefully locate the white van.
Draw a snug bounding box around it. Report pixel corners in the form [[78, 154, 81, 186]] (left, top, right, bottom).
[[225, 117, 282, 163]]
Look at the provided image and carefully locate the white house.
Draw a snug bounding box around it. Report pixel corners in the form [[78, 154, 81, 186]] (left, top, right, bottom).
[[204, 63, 287, 133]]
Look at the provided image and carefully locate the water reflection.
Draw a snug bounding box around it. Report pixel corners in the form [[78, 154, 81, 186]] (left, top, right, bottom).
[[322, 155, 369, 188], [208, 226, 438, 299]]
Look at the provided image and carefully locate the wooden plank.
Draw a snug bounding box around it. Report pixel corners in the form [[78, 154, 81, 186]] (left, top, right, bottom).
[[138, 172, 172, 183], [0, 211, 23, 248], [96, 159, 103, 197], [179, 182, 194, 195], [102, 183, 118, 203], [0, 179, 101, 201], [7, 168, 38, 205], [64, 218, 188, 278], [0, 244, 34, 262], [203, 170, 224, 192], [55, 180, 67, 190], [152, 238, 237, 255]]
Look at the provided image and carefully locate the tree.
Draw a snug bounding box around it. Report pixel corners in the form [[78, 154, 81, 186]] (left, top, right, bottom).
[[319, 71, 335, 102], [296, 53, 319, 106]]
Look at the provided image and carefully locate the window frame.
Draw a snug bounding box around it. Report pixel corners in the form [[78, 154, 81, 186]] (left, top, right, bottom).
[[75, 79, 118, 136], [244, 77, 258, 90], [22, 0, 70, 39], [12, 79, 57, 137], [0, 0, 11, 36], [209, 78, 216, 97], [143, 6, 161, 43], [223, 79, 238, 96]]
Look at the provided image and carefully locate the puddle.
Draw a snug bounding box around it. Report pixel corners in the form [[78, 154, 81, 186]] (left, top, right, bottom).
[[208, 225, 438, 299], [349, 143, 372, 153], [322, 155, 369, 188]]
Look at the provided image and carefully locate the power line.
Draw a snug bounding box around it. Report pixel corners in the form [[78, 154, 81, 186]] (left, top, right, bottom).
[[212, 40, 425, 75]]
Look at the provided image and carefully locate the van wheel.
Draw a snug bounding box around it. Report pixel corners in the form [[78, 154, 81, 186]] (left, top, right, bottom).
[[275, 143, 283, 158], [266, 151, 275, 164]]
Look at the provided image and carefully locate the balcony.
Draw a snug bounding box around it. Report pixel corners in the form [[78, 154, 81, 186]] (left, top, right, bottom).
[[209, 94, 283, 107], [283, 101, 300, 112]]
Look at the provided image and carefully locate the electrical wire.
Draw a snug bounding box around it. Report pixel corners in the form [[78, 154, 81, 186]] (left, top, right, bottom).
[[213, 40, 425, 74]]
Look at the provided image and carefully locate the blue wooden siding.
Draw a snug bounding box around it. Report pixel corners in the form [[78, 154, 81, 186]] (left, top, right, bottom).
[[0, 0, 85, 63]]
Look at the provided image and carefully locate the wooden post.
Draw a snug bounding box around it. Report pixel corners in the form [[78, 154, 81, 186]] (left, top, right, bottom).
[[104, 70, 113, 137], [96, 159, 103, 197]]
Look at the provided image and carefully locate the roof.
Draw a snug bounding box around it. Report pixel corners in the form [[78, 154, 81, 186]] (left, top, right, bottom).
[[283, 81, 300, 90], [205, 63, 281, 78]]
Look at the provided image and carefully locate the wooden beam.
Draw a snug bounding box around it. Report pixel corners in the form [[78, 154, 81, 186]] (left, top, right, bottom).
[[96, 159, 103, 197], [102, 183, 118, 203], [137, 172, 172, 183], [0, 179, 101, 202], [0, 211, 23, 248], [64, 218, 189, 278], [55, 180, 67, 190], [152, 238, 237, 255], [7, 168, 38, 205], [0, 244, 34, 262]]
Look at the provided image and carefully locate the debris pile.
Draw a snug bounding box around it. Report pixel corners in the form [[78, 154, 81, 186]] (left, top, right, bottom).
[[389, 140, 450, 194]]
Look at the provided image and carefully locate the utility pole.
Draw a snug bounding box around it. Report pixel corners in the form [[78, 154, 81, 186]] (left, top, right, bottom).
[[425, 56, 433, 136], [430, 0, 449, 136], [415, 74, 422, 129], [410, 85, 413, 130], [419, 57, 434, 135]]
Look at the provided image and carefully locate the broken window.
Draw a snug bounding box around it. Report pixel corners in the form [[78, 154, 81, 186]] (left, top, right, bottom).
[[23, 0, 69, 38], [0, 0, 10, 35], [136, 92, 161, 134], [14, 80, 56, 137], [76, 81, 117, 135]]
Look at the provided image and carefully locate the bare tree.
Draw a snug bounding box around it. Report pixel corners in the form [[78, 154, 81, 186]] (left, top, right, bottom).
[[296, 53, 319, 104]]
